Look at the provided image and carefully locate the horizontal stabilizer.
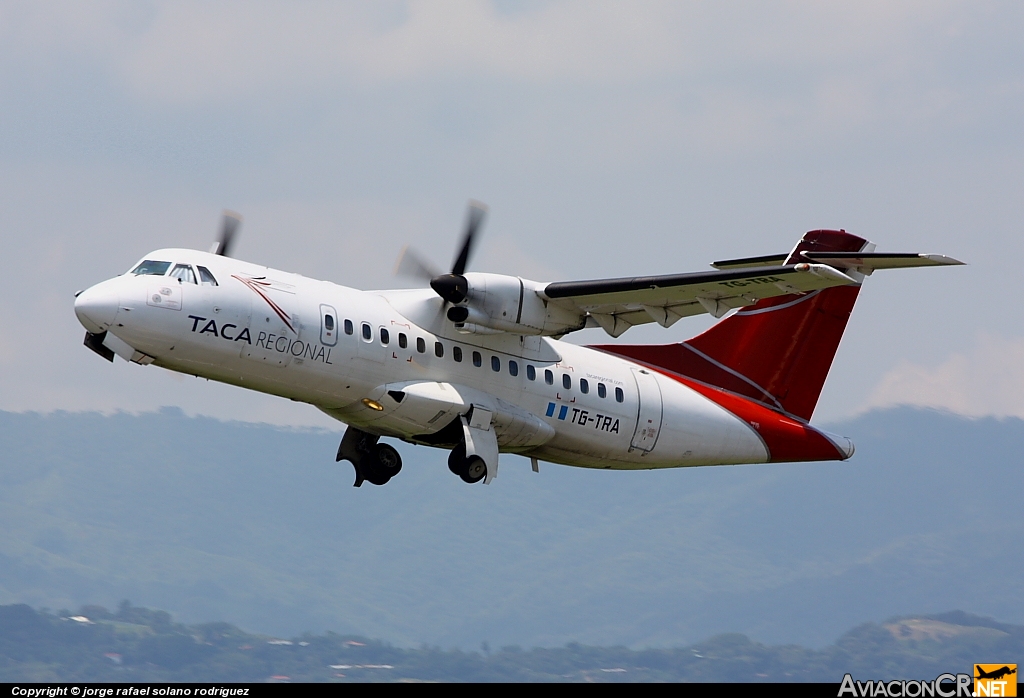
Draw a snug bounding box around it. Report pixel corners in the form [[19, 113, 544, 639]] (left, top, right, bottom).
[[800, 252, 964, 274], [712, 252, 963, 273]]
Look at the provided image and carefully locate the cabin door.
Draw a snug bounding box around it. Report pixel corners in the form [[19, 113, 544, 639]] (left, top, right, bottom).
[[319, 304, 339, 346], [629, 367, 663, 453]]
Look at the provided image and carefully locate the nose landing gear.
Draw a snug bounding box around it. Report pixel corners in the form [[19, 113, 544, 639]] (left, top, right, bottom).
[[336, 427, 403, 486]]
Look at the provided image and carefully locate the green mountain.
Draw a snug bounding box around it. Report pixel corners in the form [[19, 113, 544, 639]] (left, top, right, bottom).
[[0, 407, 1020, 649]]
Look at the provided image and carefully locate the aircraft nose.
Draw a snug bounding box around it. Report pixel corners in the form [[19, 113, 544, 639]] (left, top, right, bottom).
[[74, 281, 120, 334]]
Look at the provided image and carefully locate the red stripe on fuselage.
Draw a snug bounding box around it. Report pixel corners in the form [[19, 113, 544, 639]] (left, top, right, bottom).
[[667, 369, 847, 462], [597, 355, 848, 462]]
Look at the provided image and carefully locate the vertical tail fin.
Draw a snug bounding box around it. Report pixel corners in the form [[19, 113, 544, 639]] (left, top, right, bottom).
[[600, 230, 869, 422]]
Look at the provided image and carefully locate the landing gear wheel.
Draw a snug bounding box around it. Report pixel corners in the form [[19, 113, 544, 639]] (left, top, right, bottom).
[[364, 443, 402, 486], [448, 444, 467, 477], [460, 456, 486, 484], [448, 445, 485, 483]]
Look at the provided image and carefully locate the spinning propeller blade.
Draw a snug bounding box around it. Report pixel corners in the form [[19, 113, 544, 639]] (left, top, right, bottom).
[[451, 201, 487, 276], [394, 245, 441, 281], [210, 211, 243, 257], [430, 201, 487, 304], [393, 201, 488, 307]]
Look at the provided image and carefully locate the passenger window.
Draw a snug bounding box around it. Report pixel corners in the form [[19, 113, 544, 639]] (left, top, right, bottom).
[[435, 342, 444, 358], [544, 369, 554, 385], [527, 365, 536, 381], [509, 360, 519, 377], [472, 351, 482, 367], [197, 266, 218, 286], [361, 323, 372, 341], [324, 315, 335, 331], [598, 383, 607, 398], [170, 264, 197, 284], [615, 387, 624, 403], [491, 356, 500, 372], [380, 328, 390, 345], [399, 333, 408, 349], [417, 337, 426, 353], [344, 319, 354, 335], [562, 374, 571, 390], [131, 260, 171, 276], [453, 346, 463, 362], [580, 378, 589, 394]]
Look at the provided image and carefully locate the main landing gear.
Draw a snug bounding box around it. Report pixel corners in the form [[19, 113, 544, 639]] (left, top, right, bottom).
[[447, 443, 486, 484], [336, 427, 403, 487], [336, 409, 498, 487]]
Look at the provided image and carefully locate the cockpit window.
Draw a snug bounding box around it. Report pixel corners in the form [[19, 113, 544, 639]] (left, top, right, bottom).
[[170, 264, 197, 284], [197, 266, 219, 286], [132, 260, 171, 276]]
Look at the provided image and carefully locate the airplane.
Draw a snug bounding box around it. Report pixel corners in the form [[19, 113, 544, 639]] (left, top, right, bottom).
[[976, 666, 1016, 681], [73, 204, 962, 487]]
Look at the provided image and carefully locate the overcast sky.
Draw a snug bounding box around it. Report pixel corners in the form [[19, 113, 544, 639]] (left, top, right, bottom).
[[2, 1, 1022, 428]]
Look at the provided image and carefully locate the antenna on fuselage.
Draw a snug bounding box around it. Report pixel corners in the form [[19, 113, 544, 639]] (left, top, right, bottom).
[[210, 210, 243, 257]]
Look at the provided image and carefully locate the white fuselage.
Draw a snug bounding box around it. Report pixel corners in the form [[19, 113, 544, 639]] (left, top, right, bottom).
[[76, 248, 771, 471]]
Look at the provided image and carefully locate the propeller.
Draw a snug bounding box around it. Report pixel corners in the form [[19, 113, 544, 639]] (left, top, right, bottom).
[[451, 201, 487, 275], [430, 201, 487, 304], [394, 245, 440, 281], [395, 201, 488, 306], [210, 210, 243, 256]]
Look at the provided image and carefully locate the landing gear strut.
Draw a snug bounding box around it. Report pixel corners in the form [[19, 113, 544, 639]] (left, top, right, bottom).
[[336, 427, 403, 487], [447, 443, 486, 484]]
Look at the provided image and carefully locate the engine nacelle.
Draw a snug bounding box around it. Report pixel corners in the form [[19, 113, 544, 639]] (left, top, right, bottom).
[[446, 273, 585, 336]]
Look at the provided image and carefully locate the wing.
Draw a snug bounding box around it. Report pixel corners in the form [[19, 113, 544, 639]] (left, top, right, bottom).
[[542, 263, 856, 337], [544, 248, 964, 337]]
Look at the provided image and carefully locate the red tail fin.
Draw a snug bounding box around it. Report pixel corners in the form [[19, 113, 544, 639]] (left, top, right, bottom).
[[595, 230, 869, 422]]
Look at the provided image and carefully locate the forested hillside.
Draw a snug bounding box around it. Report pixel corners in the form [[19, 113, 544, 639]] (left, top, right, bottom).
[[1, 407, 1021, 649], [2, 604, 1020, 682]]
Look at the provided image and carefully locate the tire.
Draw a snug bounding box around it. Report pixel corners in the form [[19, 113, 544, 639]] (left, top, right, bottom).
[[448, 444, 467, 476], [460, 456, 486, 484], [374, 443, 402, 474], [365, 443, 402, 485]]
